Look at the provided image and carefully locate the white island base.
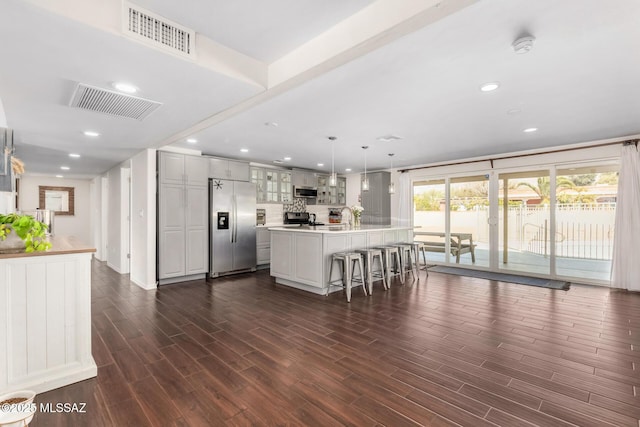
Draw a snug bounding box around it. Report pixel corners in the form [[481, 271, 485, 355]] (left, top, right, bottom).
[[269, 225, 412, 295], [0, 237, 97, 394]]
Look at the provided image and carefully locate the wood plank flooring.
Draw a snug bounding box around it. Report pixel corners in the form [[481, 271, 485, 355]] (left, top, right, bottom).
[[31, 260, 640, 426]]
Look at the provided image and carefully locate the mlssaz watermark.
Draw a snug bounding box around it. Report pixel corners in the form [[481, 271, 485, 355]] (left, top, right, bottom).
[[39, 402, 87, 413], [0, 402, 87, 413]]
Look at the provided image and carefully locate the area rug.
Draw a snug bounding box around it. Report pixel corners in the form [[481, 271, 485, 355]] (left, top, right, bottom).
[[428, 266, 571, 290]]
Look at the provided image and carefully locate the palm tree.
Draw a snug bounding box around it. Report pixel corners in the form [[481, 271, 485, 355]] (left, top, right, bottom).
[[517, 176, 575, 204]]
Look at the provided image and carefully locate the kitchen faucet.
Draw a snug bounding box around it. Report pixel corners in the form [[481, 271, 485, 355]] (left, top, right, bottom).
[[340, 206, 352, 226]]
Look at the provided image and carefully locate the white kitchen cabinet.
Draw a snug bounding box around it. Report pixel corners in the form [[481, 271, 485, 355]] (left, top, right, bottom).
[[210, 157, 249, 181], [158, 151, 209, 283], [270, 231, 293, 279], [293, 233, 323, 286], [251, 167, 291, 203], [256, 227, 271, 265], [160, 152, 208, 186], [292, 169, 317, 188], [186, 155, 209, 186], [269, 226, 411, 295], [316, 175, 346, 205]]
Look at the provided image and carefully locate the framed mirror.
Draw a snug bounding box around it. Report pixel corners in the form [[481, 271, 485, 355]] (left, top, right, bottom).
[[39, 186, 74, 216]]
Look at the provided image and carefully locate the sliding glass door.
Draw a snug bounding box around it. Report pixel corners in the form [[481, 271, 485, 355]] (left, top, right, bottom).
[[497, 170, 551, 276], [449, 175, 490, 268], [554, 165, 617, 281], [412, 162, 618, 284], [413, 175, 490, 267]]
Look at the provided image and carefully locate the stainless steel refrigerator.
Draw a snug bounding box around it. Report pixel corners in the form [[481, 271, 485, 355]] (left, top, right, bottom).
[[209, 179, 257, 277]]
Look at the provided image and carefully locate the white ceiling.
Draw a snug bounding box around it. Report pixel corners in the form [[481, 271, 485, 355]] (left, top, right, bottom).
[[1, 0, 639, 179]]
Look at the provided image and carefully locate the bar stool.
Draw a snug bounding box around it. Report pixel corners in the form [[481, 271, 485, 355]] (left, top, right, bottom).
[[356, 248, 388, 294], [328, 252, 366, 303], [393, 243, 418, 281], [374, 246, 404, 286], [413, 241, 429, 274]]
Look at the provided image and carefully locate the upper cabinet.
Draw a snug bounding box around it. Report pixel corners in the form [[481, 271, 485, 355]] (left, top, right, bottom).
[[316, 175, 346, 205], [209, 158, 250, 181], [251, 166, 292, 203], [292, 169, 317, 188], [159, 151, 208, 186]]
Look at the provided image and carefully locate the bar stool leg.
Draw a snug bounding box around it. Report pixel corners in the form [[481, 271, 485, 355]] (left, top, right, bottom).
[[354, 256, 366, 296], [344, 258, 352, 302], [365, 253, 373, 295], [408, 245, 418, 281], [380, 251, 389, 288], [375, 253, 388, 290], [394, 250, 405, 284]]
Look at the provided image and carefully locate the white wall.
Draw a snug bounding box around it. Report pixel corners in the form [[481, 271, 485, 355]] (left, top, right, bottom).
[[130, 149, 156, 289], [89, 176, 102, 260], [106, 166, 122, 272], [18, 175, 91, 244]]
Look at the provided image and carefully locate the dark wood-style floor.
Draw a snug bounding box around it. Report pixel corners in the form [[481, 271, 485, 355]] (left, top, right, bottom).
[[32, 260, 640, 426]]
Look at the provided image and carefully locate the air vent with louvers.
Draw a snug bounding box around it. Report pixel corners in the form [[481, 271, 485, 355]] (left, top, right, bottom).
[[123, 2, 195, 58], [69, 83, 162, 121]]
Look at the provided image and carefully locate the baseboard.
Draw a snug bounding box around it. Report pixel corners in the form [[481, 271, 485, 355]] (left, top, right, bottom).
[[3, 360, 97, 395]]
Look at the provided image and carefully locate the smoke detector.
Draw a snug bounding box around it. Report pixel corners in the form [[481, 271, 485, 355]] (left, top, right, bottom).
[[512, 36, 535, 54]]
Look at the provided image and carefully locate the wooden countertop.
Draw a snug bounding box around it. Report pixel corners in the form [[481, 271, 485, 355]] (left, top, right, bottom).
[[0, 236, 96, 259]]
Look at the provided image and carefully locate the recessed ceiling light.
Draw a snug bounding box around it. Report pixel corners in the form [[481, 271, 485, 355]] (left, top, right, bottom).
[[186, 138, 197, 144], [317, 163, 324, 167], [69, 153, 81, 158], [264, 122, 279, 127], [56, 175, 63, 178], [283, 157, 291, 161], [240, 148, 249, 153], [377, 135, 403, 142], [113, 82, 137, 93], [60, 166, 70, 170], [480, 82, 500, 92], [523, 127, 538, 133], [345, 168, 352, 172], [83, 131, 100, 137]]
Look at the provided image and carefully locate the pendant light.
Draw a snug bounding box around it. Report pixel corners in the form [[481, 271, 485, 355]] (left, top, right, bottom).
[[388, 153, 395, 194], [329, 136, 337, 187], [361, 146, 369, 192]]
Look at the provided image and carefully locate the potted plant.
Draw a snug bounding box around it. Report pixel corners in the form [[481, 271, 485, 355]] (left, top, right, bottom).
[[0, 213, 51, 253]]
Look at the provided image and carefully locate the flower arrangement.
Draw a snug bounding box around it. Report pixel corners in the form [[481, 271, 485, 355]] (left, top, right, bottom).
[[350, 205, 364, 219]]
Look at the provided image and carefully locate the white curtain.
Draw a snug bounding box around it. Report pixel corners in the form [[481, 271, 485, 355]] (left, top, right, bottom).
[[398, 172, 412, 227], [611, 143, 640, 291]]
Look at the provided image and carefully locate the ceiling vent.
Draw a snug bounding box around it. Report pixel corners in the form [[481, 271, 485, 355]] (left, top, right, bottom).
[[123, 2, 195, 58], [69, 83, 162, 121]]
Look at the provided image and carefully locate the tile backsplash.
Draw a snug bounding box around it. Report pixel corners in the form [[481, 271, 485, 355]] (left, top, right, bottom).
[[257, 198, 343, 225]]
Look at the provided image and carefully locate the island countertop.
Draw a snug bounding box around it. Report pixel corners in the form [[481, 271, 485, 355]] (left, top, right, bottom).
[[269, 225, 413, 296], [0, 236, 96, 259], [268, 224, 412, 233]]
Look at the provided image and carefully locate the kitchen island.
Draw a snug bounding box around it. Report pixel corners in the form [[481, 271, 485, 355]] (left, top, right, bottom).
[[0, 236, 97, 394], [269, 224, 413, 295]]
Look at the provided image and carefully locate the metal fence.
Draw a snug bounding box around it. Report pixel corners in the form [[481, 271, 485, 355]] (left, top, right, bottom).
[[523, 204, 616, 260]]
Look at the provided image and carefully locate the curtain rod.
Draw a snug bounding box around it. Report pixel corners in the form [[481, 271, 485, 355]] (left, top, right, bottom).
[[399, 138, 639, 173]]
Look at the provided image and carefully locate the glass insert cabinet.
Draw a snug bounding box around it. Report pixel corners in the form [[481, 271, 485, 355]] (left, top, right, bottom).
[[251, 167, 291, 203], [316, 175, 346, 205], [252, 167, 345, 205]]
